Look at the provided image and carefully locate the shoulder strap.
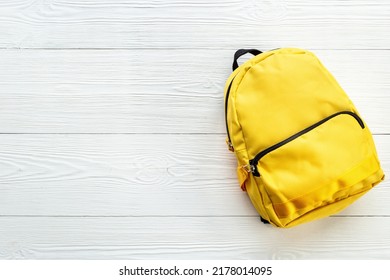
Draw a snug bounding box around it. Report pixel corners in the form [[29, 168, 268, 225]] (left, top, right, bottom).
[[232, 49, 262, 71]]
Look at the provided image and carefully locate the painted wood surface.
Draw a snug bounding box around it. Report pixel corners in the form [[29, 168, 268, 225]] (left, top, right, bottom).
[[0, 49, 389, 133], [0, 0, 389, 49], [0, 0, 389, 259], [0, 134, 388, 216], [1, 217, 389, 259]]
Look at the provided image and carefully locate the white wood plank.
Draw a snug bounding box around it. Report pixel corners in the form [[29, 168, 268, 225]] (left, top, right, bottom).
[[0, 0, 388, 263], [0, 216, 389, 259], [0, 49, 389, 133], [0, 134, 388, 216], [0, 0, 388, 49]]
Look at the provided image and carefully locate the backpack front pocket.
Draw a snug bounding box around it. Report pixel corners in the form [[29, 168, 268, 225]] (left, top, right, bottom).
[[249, 111, 381, 223]]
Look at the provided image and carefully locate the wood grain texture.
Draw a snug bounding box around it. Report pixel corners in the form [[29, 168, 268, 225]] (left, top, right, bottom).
[[0, 49, 389, 133], [0, 134, 388, 216], [0, 0, 389, 260], [0, 0, 389, 49], [0, 216, 389, 259]]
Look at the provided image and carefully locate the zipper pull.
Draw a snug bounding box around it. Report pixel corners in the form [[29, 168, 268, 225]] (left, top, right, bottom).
[[243, 164, 256, 174], [226, 139, 234, 152], [238, 164, 258, 191], [248, 159, 261, 177], [237, 165, 249, 191]]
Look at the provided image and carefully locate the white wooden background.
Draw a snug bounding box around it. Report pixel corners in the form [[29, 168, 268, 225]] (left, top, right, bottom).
[[0, 0, 389, 259]]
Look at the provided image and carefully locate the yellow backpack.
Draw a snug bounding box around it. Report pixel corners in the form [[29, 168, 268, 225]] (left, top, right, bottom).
[[224, 48, 384, 228]]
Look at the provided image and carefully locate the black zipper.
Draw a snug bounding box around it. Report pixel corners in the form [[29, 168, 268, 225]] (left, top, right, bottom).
[[225, 77, 235, 151], [249, 111, 365, 177]]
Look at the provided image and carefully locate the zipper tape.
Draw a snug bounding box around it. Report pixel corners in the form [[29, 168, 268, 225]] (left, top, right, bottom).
[[249, 111, 365, 177]]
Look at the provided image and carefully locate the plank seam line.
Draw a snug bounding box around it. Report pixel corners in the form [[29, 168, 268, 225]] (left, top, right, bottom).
[[0, 215, 388, 218], [0, 47, 390, 51], [0, 132, 225, 135], [0, 133, 388, 135]]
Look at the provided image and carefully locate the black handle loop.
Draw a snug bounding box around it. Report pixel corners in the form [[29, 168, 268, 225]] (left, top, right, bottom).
[[232, 49, 262, 71]]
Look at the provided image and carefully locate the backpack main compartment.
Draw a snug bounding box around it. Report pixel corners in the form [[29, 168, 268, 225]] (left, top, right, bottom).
[[224, 48, 384, 228]]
